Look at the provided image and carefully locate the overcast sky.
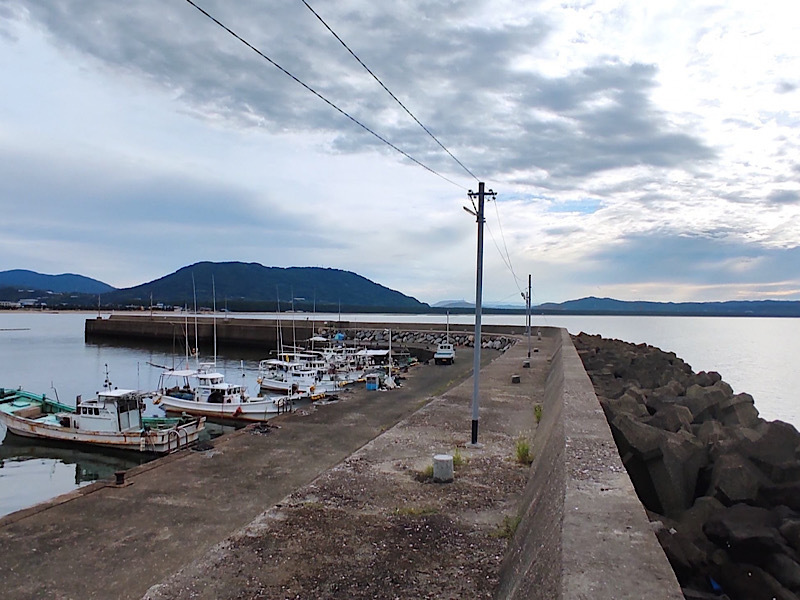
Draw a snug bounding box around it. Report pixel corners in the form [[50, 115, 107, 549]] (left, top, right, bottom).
[[1, 0, 799, 305]]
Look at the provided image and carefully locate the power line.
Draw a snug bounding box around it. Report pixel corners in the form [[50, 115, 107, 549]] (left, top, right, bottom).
[[492, 199, 524, 291], [299, 0, 480, 182], [182, 0, 467, 190], [485, 217, 523, 294]]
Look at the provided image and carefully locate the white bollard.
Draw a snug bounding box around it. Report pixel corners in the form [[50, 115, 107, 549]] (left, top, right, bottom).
[[433, 454, 454, 483]]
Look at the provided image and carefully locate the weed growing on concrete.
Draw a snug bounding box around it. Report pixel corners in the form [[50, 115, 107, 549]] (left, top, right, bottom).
[[493, 515, 522, 539], [452, 447, 466, 468], [415, 464, 435, 482], [534, 404, 543, 423], [515, 436, 533, 465]]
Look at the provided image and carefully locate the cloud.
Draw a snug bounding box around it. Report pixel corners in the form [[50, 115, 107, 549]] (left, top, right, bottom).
[[2, 1, 800, 303], [12, 1, 714, 185], [767, 189, 800, 205], [583, 231, 800, 290]]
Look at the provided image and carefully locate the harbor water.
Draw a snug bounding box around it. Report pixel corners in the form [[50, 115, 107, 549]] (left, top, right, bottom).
[[1, 310, 798, 517]]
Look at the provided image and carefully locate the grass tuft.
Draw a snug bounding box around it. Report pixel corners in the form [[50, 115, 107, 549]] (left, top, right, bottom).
[[515, 436, 533, 465], [452, 447, 466, 468], [534, 404, 543, 423], [493, 515, 522, 538], [415, 464, 435, 482]]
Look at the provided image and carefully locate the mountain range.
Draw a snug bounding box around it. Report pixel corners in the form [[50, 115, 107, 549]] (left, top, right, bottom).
[[0, 269, 114, 294], [2, 265, 800, 316], [0, 262, 427, 312]]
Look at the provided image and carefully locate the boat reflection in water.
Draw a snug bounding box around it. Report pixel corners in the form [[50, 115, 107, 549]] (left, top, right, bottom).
[[0, 427, 151, 518]]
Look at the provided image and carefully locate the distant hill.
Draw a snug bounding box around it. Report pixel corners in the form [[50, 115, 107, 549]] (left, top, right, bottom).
[[105, 262, 429, 312], [536, 296, 800, 317], [434, 299, 526, 310], [433, 300, 473, 309], [0, 269, 115, 294]]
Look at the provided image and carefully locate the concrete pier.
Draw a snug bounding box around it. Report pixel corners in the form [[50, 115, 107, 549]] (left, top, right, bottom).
[[84, 313, 528, 348], [0, 327, 681, 599]]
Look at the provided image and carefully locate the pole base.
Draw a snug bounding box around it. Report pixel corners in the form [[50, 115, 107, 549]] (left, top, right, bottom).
[[471, 419, 479, 445]]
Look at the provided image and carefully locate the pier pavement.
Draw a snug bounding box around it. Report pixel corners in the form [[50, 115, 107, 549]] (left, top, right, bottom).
[[0, 345, 514, 599]]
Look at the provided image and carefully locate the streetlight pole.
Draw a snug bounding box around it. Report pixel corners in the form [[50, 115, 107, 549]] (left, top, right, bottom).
[[466, 182, 496, 445]]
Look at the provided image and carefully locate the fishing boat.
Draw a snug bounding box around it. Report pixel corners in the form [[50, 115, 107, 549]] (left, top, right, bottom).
[[154, 364, 295, 421], [0, 387, 205, 454], [257, 359, 319, 395], [257, 345, 367, 396]]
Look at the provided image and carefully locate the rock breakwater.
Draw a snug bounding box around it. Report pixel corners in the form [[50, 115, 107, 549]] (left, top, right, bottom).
[[573, 332, 800, 600], [335, 328, 514, 351]]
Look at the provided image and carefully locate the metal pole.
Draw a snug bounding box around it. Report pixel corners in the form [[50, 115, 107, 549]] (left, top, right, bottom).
[[467, 182, 494, 445], [527, 273, 532, 358]]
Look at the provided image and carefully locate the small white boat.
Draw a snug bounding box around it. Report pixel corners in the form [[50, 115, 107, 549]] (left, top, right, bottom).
[[0, 387, 205, 454], [155, 364, 294, 421]]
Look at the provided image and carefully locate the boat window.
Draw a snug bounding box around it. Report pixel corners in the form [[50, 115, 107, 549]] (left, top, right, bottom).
[[94, 408, 100, 416]]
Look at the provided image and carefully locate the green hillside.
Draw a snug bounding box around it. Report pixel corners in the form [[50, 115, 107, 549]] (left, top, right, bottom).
[[105, 262, 428, 312]]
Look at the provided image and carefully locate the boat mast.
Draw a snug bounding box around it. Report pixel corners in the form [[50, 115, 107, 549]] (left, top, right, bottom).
[[291, 286, 296, 351], [212, 275, 217, 368], [276, 286, 283, 355], [192, 272, 199, 366]]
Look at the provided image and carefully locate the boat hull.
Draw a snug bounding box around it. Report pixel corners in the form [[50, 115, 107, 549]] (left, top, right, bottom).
[[0, 410, 205, 454], [155, 394, 293, 422]]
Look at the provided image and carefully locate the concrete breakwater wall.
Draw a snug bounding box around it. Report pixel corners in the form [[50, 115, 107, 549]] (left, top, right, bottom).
[[84, 314, 515, 351], [498, 328, 682, 599]]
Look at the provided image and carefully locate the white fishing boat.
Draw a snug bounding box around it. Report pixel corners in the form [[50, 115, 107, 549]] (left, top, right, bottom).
[[154, 364, 294, 421], [0, 386, 205, 454], [257, 359, 321, 396], [263, 348, 365, 394]]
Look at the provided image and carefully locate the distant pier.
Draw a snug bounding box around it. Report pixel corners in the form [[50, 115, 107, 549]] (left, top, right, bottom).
[[84, 313, 527, 349]]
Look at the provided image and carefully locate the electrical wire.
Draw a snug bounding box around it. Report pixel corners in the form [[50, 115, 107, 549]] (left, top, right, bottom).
[[299, 0, 479, 182], [182, 0, 467, 190], [485, 217, 523, 295], [492, 199, 525, 292]]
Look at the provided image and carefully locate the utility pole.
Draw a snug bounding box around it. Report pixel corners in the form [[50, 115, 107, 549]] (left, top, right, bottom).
[[465, 182, 496, 445], [527, 274, 532, 358]]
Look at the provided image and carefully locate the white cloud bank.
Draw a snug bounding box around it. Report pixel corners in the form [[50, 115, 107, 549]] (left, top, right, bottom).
[[1, 0, 798, 304]]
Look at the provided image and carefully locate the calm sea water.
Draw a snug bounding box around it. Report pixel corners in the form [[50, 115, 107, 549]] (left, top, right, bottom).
[[1, 310, 798, 516]]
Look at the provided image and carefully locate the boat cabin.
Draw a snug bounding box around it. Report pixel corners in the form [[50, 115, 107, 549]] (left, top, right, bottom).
[[60, 389, 143, 432]]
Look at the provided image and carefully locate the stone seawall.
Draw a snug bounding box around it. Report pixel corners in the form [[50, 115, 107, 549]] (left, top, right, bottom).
[[497, 328, 683, 599], [574, 332, 800, 600]]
